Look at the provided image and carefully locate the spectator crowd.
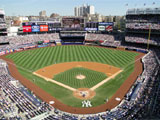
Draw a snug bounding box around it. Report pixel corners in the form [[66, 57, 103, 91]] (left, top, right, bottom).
[[0, 33, 60, 54], [126, 23, 160, 30], [125, 35, 160, 46], [86, 33, 114, 42]]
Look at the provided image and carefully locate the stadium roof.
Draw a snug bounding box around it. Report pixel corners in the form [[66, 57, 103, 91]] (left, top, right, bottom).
[[127, 7, 160, 15]]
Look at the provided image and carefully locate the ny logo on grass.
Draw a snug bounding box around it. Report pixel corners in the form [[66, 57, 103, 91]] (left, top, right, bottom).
[[82, 100, 92, 107]]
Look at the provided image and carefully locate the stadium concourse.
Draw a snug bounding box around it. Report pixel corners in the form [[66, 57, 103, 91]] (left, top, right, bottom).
[[0, 33, 160, 120]]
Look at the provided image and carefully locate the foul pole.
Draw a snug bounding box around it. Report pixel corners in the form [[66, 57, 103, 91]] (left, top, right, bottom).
[[147, 25, 151, 50]]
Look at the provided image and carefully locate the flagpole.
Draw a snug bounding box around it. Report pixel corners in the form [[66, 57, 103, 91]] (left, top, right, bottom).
[[147, 24, 151, 50]]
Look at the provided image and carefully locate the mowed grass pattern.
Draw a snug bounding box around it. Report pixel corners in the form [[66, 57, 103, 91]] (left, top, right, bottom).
[[5, 45, 139, 107], [6, 45, 138, 71], [53, 67, 107, 88]]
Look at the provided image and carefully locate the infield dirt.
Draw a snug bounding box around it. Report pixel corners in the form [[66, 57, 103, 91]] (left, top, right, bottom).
[[34, 62, 121, 79]]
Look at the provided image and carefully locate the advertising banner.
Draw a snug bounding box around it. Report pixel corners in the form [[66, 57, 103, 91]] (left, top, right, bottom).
[[32, 25, 40, 32], [106, 25, 113, 32], [99, 22, 113, 26], [56, 28, 62, 31], [98, 26, 105, 31], [23, 26, 32, 32], [98, 22, 114, 31], [85, 28, 98, 31], [49, 28, 56, 31], [44, 40, 50, 43], [40, 25, 48, 32], [0, 51, 5, 56]]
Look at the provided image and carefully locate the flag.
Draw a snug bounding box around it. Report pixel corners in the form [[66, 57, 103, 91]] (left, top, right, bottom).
[[153, 2, 155, 5], [144, 3, 146, 6], [125, 4, 128, 6]]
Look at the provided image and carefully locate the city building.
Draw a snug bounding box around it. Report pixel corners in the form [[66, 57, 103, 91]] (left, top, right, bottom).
[[105, 16, 114, 22], [74, 4, 95, 17], [85, 13, 104, 22], [88, 5, 95, 15], [50, 13, 60, 18], [74, 7, 80, 17], [39, 10, 46, 17]]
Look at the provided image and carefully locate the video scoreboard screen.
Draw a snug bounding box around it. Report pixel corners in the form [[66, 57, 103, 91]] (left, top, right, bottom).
[[62, 17, 84, 30]]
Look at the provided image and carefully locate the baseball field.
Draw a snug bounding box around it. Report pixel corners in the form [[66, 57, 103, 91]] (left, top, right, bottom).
[[4, 45, 141, 109]]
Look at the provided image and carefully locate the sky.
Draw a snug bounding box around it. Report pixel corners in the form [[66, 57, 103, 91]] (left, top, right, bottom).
[[0, 0, 159, 16]]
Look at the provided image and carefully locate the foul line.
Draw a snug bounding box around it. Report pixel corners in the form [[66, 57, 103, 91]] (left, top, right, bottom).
[[33, 69, 123, 92], [90, 70, 123, 91], [33, 72, 76, 91]]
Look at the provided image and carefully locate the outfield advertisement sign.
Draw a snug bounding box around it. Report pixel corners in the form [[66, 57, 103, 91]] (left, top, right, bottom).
[[98, 22, 114, 32], [99, 22, 113, 25], [49, 28, 56, 31], [23, 26, 32, 32], [0, 51, 5, 56], [105, 25, 113, 32], [85, 28, 98, 31], [32, 25, 40, 32], [98, 26, 105, 31], [48, 28, 62, 31], [40, 25, 48, 32]]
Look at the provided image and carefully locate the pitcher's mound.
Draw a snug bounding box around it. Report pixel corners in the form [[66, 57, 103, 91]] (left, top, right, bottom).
[[73, 88, 96, 100], [76, 75, 86, 80]]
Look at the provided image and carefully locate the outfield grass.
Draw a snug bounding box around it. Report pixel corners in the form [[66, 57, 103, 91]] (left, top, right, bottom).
[[53, 67, 107, 88], [6, 45, 139, 107]]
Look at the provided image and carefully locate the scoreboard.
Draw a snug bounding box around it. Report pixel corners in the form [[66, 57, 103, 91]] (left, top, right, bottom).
[[62, 17, 84, 30]]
